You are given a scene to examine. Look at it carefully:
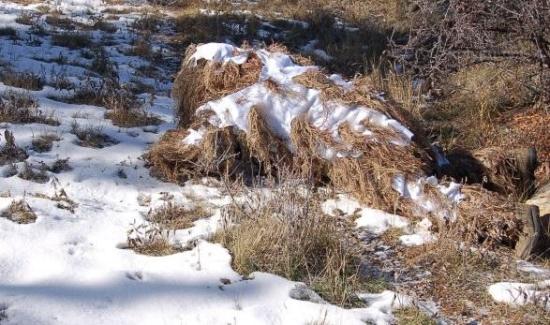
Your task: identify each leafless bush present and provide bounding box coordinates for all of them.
[393,0,550,100]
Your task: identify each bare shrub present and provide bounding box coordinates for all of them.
[393,0,550,101]
[214,175,364,306]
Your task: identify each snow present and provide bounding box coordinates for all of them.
[323,195,435,246]
[191,44,414,159]
[189,43,249,65]
[488,281,550,307]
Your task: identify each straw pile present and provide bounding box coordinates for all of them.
[147,44,524,244]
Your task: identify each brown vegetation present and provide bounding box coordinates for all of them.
[0,130,28,166]
[0,91,58,125]
[1,200,37,224]
[214,176,364,306]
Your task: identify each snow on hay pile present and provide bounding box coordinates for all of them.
[147,43,431,212]
[147,42,522,242]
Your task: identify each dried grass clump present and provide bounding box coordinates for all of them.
[1,199,37,224]
[146,201,210,230]
[146,124,245,183]
[31,133,60,153]
[214,178,364,306]
[0,91,57,125]
[18,162,49,184]
[288,116,427,212]
[152,48,430,212]
[0,130,28,166]
[0,70,44,90]
[126,222,181,256]
[51,32,92,49]
[172,45,261,127]
[70,122,118,148]
[103,90,161,128]
[451,185,523,247]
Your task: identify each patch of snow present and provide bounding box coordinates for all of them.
[488,280,550,307]
[182,128,206,146]
[355,208,409,235]
[189,43,249,65]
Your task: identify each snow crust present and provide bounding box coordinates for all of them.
[189,43,414,160]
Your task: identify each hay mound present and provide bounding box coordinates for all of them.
[172,44,262,128]
[147,43,524,243]
[148,43,432,214]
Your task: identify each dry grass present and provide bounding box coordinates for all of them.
[398,237,550,324]
[0,130,28,166]
[45,14,77,29]
[103,91,161,128]
[146,201,210,229]
[0,91,58,125]
[150,47,431,213]
[70,121,118,148]
[214,177,364,307]
[1,199,37,224]
[394,307,436,325]
[15,12,35,25]
[49,158,71,174]
[0,70,44,90]
[126,222,182,256]
[51,32,93,49]
[31,132,60,153]
[172,45,261,127]
[18,162,49,184]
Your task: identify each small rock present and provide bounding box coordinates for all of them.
[289,283,325,304]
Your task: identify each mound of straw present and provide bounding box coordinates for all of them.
[147,44,524,245]
[172,45,262,128]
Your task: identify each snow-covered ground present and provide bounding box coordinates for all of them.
[0,1,414,324]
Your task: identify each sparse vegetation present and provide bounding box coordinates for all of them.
[31,133,60,153]
[126,222,182,256]
[0,70,44,90]
[214,177,364,307]
[146,201,209,229]
[51,32,93,49]
[1,199,37,224]
[0,130,28,166]
[0,91,58,125]
[18,162,50,184]
[70,121,118,148]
